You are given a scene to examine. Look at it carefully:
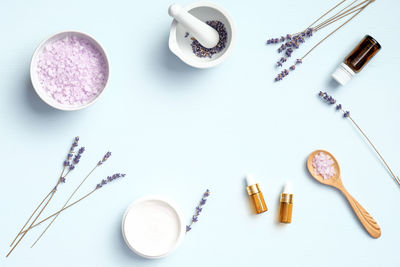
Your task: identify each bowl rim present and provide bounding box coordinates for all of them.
[168,1,237,69]
[121,195,186,259]
[30,30,110,111]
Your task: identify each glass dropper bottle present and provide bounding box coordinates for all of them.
[332,35,381,85]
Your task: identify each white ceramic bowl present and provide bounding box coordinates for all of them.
[30,31,109,111]
[121,195,186,259]
[169,2,236,69]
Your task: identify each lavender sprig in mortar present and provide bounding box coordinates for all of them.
[30,151,112,247]
[186,189,210,233]
[318,91,400,187]
[19,173,126,235]
[7,137,82,257]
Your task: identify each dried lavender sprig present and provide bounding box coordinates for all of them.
[68,147,85,171]
[31,151,113,247]
[98,151,112,166]
[20,173,126,235]
[96,173,126,189]
[318,91,400,187]
[186,189,210,233]
[9,136,79,249]
[64,136,79,167]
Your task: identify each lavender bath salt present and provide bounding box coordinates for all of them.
[36,35,108,107]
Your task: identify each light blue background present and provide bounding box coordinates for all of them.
[1,0,399,266]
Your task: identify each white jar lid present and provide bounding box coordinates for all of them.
[332,63,355,86]
[122,195,186,259]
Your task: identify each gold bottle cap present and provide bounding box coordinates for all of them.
[280,193,294,203]
[246,183,261,195]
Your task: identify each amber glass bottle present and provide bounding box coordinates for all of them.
[245,174,268,214]
[332,35,381,85]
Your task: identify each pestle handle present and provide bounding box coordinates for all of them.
[168,3,220,48]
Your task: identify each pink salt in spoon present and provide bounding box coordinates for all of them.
[306,149,381,238]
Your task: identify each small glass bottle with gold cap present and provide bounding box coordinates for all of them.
[279,182,294,223]
[245,174,268,214]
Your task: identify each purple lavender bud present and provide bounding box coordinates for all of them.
[69,164,75,170]
[336,104,342,110]
[289,65,296,71]
[186,225,191,232]
[204,189,210,197]
[63,160,69,166]
[200,198,207,205]
[286,34,292,40]
[296,59,302,64]
[266,39,271,44]
[277,61,282,67]
[280,36,285,42]
[78,147,85,154]
[319,91,324,97]
[184,32,189,38]
[60,177,66,183]
[344,111,350,118]
[192,216,198,222]
[95,173,125,189]
[98,151,112,166]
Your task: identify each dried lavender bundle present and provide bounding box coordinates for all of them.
[265,0,374,82]
[186,189,210,233]
[30,151,112,247]
[318,91,400,187]
[19,173,126,235]
[7,137,84,257]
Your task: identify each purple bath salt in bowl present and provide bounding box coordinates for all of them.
[30,31,109,111]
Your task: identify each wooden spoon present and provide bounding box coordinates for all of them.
[307,149,381,238]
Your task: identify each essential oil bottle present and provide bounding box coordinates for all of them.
[245,174,268,214]
[332,35,381,85]
[279,182,293,224]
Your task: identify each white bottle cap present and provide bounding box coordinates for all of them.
[283,182,293,194]
[332,63,355,86]
[245,174,256,186]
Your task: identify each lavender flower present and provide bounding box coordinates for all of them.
[69,147,85,171]
[266,34,293,45]
[319,91,337,105]
[95,173,125,189]
[275,69,289,81]
[63,136,79,167]
[98,151,112,166]
[296,58,302,65]
[277,44,286,53]
[184,32,189,38]
[289,65,296,71]
[285,48,293,57]
[186,189,210,233]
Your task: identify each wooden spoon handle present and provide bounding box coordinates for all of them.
[341,189,381,238]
